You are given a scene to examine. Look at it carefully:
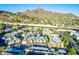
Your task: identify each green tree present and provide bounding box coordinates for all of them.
[0,46,6,52]
[64,39,69,47]
[65,31,70,36]
[37,28,43,33]
[68,47,77,55]
[60,36,64,41]
[0,23,6,26]
[0,30,4,34]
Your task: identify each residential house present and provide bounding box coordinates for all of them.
[48,34,64,48]
[70,31,79,40]
[42,28,51,35]
[2,47,25,55]
[58,48,67,55]
[26,35,48,46]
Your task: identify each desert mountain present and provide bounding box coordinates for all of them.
[0,8,79,26]
[21,8,79,20]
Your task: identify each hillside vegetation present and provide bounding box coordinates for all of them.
[0,8,79,27]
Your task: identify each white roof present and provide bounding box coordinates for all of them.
[58,49,66,53]
[50,34,62,43]
[27,36,48,41]
[50,48,55,51]
[31,46,48,51]
[52,37,61,43]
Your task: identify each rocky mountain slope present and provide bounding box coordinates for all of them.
[0,8,79,26]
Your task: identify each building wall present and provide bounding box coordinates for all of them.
[48,41,64,48]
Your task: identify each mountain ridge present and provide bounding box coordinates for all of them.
[0,8,79,26]
[21,8,79,20]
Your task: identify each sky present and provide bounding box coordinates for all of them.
[0,4,79,16]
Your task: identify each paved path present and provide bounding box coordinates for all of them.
[0,21,79,30]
